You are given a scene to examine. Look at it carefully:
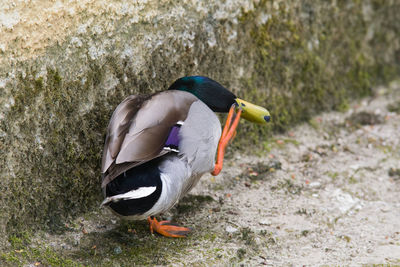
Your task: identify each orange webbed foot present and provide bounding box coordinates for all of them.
[212,105,242,176]
[147,217,191,238]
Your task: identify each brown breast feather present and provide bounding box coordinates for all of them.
[101,90,198,188]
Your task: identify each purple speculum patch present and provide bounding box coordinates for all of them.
[165,125,181,149]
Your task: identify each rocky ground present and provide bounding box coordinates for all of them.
[1,81,400,266]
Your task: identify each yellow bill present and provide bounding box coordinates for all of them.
[235,98,271,124]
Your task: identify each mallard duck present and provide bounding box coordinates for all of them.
[101,76,270,237]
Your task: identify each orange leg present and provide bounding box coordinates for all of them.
[211,105,242,176]
[147,216,191,238]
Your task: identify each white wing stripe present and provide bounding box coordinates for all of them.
[101,186,157,206]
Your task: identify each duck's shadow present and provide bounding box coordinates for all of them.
[68,194,216,265]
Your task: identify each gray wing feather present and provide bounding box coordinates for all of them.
[102,95,150,173]
[115,91,197,164]
[101,90,197,188]
[179,100,221,176]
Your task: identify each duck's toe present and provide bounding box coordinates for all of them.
[148,217,191,238]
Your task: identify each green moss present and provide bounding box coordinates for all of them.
[2,65,116,237]
[327,171,339,182]
[1,232,82,267]
[239,227,256,246]
[347,111,384,126]
[236,248,246,260]
[387,101,400,113]
[239,161,281,182]
[176,194,214,214]
[1,247,83,267]
[301,230,310,237]
[1,204,228,266]
[271,179,303,195]
[232,0,400,151]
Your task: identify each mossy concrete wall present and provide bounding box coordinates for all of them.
[1,0,399,247]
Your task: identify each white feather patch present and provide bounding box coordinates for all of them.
[101,186,157,206]
[163,147,179,153]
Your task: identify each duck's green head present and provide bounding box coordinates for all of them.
[168,76,271,124]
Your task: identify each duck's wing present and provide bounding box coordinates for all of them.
[101,94,150,174]
[101,90,198,188]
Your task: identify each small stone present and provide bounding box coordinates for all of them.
[225,225,238,233]
[73,236,80,246]
[259,219,271,226]
[350,164,359,170]
[381,206,391,212]
[114,246,122,254]
[61,243,72,250]
[309,182,321,188]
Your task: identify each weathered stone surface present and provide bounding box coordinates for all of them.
[0,0,399,248]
